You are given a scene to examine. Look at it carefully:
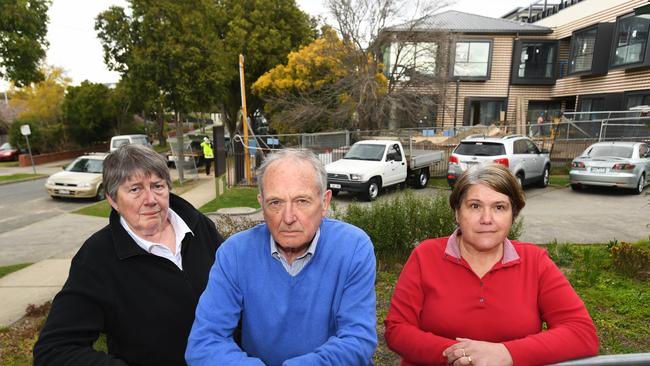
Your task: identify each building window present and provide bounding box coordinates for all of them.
[611,13,650,67]
[569,27,597,73]
[453,41,492,79]
[625,91,650,109]
[384,42,437,79]
[464,98,506,126]
[517,42,557,79]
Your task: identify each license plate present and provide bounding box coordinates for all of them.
[591,167,606,174]
[329,183,341,189]
[57,189,70,195]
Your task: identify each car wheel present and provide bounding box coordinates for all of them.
[363,178,381,201]
[537,166,550,188]
[570,183,581,191]
[330,189,339,197]
[634,174,645,195]
[96,185,106,201]
[516,173,524,188]
[415,169,429,189]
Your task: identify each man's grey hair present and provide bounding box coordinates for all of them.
[103,144,172,201]
[256,148,327,198]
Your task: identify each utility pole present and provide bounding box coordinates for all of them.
[239,54,252,183]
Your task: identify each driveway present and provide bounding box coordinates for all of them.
[519,185,650,244]
[330,185,650,245]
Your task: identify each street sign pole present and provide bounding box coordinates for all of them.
[20,124,36,174]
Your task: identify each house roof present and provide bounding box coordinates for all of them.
[386,10,552,35]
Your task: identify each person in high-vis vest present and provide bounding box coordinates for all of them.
[201,137,214,176]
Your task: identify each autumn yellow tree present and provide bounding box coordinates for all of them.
[253,27,387,133]
[8,66,71,151]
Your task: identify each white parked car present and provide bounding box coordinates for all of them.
[110,134,150,152]
[447,135,551,188]
[569,141,650,194]
[44,153,107,200]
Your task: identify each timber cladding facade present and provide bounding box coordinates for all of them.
[384,0,650,129]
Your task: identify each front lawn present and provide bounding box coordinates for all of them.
[199,187,260,213]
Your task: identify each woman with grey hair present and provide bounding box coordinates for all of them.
[385,163,598,366]
[34,144,224,366]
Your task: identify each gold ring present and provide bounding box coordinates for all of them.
[462,349,466,357]
[467,355,473,365]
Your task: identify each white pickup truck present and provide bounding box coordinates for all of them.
[325,140,444,201]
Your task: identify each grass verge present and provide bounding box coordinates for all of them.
[0,162,19,168]
[0,174,46,184]
[0,263,32,279]
[428,177,450,189]
[549,174,569,187]
[199,187,260,213]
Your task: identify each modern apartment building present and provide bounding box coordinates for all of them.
[382,0,650,131]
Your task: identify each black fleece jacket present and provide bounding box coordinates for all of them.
[33,194,224,366]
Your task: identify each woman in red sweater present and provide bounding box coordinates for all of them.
[384,163,598,366]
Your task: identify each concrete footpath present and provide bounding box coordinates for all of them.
[0,169,220,327]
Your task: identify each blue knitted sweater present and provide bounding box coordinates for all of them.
[186,218,377,366]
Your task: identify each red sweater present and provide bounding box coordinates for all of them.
[384,235,598,366]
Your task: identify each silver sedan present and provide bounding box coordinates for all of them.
[569,141,650,194]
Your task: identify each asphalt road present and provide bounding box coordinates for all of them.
[331,184,650,244]
[0,178,98,235]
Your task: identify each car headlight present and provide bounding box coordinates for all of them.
[78,182,91,188]
[46,179,54,185]
[350,174,362,181]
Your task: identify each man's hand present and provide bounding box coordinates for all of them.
[442,338,513,366]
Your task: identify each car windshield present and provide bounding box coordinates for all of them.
[132,136,149,145]
[586,145,633,158]
[455,142,506,156]
[344,144,385,161]
[66,158,103,173]
[0,142,11,150]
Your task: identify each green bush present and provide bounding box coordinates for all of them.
[334,191,524,262]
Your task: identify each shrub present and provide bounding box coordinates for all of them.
[545,240,575,267]
[609,241,650,280]
[334,191,524,263]
[213,214,261,239]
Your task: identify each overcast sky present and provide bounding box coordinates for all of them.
[1,0,527,91]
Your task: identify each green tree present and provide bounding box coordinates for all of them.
[61,81,114,146]
[9,66,70,151]
[215,0,317,135]
[96,0,227,179]
[0,0,50,86]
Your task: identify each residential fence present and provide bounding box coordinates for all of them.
[221,109,650,185]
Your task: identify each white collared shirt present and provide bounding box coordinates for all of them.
[270,229,320,276]
[120,208,194,270]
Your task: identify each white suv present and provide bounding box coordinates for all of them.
[447,135,551,188]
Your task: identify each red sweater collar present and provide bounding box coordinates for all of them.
[444,228,520,264]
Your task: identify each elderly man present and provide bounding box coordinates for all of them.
[186,149,377,365]
[34,144,224,365]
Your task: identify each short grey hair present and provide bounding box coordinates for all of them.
[256,149,327,198]
[103,144,172,201]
